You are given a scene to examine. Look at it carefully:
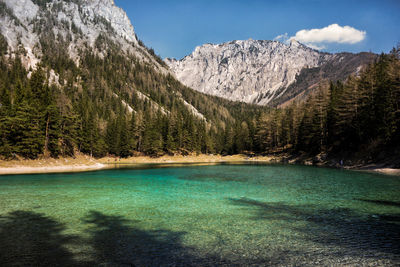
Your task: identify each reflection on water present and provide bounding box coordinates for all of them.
[0,164,399,266]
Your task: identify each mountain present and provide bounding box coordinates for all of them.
[0,0,166,70]
[165,39,376,106]
[0,0,264,158]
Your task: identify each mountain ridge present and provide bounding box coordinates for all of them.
[166,39,376,106]
[0,0,170,71]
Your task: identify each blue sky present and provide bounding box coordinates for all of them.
[115,0,400,59]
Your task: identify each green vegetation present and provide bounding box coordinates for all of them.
[31,0,52,8]
[0,33,7,56]
[31,0,78,9]
[270,52,377,107]
[0,22,398,162]
[0,33,261,159]
[255,48,400,162]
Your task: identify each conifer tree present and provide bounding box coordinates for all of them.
[14,102,44,158]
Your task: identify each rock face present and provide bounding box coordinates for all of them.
[1,0,137,43]
[0,0,163,69]
[81,0,138,45]
[166,39,374,105]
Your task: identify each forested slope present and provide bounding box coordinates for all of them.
[253,48,400,165]
[0,30,269,158]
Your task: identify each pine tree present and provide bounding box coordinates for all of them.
[14,102,44,158]
[128,113,138,153]
[59,112,79,157]
[119,117,132,157]
[313,84,330,153]
[165,114,177,154]
[105,119,118,155]
[0,109,13,158]
[43,104,61,157]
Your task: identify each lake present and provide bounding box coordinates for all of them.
[0,163,399,266]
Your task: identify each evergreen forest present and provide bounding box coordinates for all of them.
[0,30,399,163]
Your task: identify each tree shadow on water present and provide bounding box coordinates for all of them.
[1,209,276,266]
[229,197,400,262]
[83,211,233,267]
[0,209,235,266]
[355,198,400,208]
[0,211,86,266]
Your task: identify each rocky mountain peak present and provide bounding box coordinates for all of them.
[2,0,39,21]
[166,39,375,106]
[166,39,332,105]
[0,0,147,69]
[80,0,138,45]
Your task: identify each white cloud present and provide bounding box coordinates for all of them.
[290,24,366,45]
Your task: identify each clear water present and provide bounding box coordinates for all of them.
[0,163,399,266]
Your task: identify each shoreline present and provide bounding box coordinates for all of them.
[0,163,106,175]
[98,154,275,165]
[0,154,399,176]
[0,155,107,175]
[0,154,275,175]
[359,167,400,176]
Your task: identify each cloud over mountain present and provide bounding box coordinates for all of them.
[291,24,366,45]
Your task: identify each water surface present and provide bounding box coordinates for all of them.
[0,164,399,266]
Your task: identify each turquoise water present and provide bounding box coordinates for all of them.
[0,163,399,266]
